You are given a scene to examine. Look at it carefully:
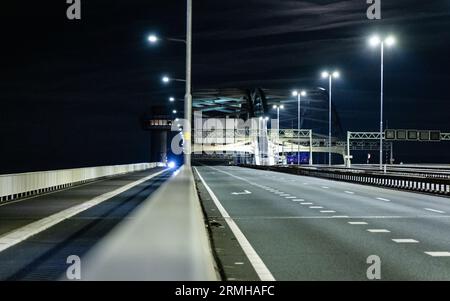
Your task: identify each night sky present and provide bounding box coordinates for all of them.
[1,1,450,173]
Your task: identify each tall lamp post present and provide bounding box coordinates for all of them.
[147,0,193,168]
[321,71,340,166]
[369,34,396,170]
[184,0,193,168]
[292,90,306,165]
[272,104,284,165]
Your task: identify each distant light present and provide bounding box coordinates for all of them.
[175,118,179,121]
[168,161,176,169]
[280,105,284,109]
[272,105,277,109]
[385,36,396,47]
[162,76,170,83]
[300,90,307,97]
[292,90,298,97]
[169,97,175,102]
[259,117,263,120]
[321,71,329,78]
[369,35,381,47]
[172,110,177,114]
[332,71,340,78]
[148,35,158,43]
[265,117,270,121]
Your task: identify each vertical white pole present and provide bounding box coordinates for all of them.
[184,0,193,168]
[379,42,384,170]
[297,94,300,166]
[329,76,332,166]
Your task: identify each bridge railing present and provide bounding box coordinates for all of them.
[0,162,164,203]
[241,164,450,196]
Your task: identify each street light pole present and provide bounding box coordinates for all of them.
[379,41,384,170]
[293,90,306,166]
[184,0,193,168]
[322,71,339,166]
[298,93,300,166]
[369,34,395,170]
[328,75,332,167]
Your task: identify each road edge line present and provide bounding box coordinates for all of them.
[0,168,168,253]
[193,167,275,281]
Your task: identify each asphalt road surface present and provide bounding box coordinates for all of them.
[194,165,450,281]
[0,168,171,280]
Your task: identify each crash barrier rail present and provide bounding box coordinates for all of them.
[241,164,450,196]
[309,165,450,180]
[82,165,219,281]
[0,162,165,203]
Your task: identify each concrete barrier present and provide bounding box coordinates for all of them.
[81,165,219,281]
[0,163,164,203]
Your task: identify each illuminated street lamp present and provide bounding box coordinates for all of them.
[292,90,307,165]
[321,70,340,166]
[369,34,396,170]
[148,35,159,43]
[272,104,284,132]
[161,76,186,84]
[148,1,192,167]
[147,34,186,45]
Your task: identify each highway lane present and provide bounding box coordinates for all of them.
[0,168,165,236]
[195,165,450,280]
[0,168,171,280]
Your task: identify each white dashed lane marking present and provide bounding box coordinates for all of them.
[301,203,313,205]
[424,208,446,214]
[292,199,304,202]
[348,222,368,225]
[344,191,355,194]
[321,186,329,189]
[425,252,450,257]
[376,197,391,202]
[392,239,419,243]
[367,229,391,233]
[320,210,336,213]
[310,206,324,209]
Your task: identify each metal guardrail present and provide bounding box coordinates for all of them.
[0,163,164,203]
[241,165,450,196]
[81,166,218,281]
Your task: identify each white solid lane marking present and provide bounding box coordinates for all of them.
[320,210,336,213]
[376,197,391,202]
[344,191,355,194]
[194,167,275,281]
[392,239,419,243]
[425,252,450,257]
[367,229,391,233]
[309,206,324,209]
[348,222,368,225]
[0,169,168,253]
[424,208,446,214]
[332,216,349,218]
